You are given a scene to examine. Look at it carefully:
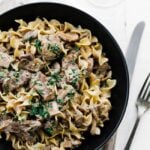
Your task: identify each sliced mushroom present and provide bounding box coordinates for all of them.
[48,34,61,45]
[19,55,44,72]
[94,62,110,78]
[57,31,79,42]
[2,77,18,92]
[0,52,14,68]
[23,30,38,41]
[51,62,60,74]
[87,58,94,73]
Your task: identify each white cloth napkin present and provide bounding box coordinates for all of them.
[0,0,149,150]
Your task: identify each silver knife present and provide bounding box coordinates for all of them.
[103,21,145,150]
[126,21,145,81]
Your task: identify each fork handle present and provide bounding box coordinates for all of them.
[124,117,140,150]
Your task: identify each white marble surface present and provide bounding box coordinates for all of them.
[0,0,150,150]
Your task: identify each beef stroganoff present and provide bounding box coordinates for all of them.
[0,18,116,150]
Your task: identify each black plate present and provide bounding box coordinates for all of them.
[0,3,129,150]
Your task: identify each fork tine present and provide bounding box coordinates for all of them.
[145,91,150,102]
[143,82,150,100]
[138,73,150,99]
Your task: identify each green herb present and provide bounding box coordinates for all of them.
[0,72,4,78]
[71,78,78,87]
[72,69,76,74]
[34,81,42,86]
[37,89,43,95]
[70,69,79,87]
[45,122,57,135]
[48,43,51,50]
[34,39,42,53]
[25,36,33,43]
[73,45,79,51]
[0,55,5,60]
[45,127,53,135]
[48,43,61,55]
[31,103,49,119]
[72,59,76,64]
[13,72,20,78]
[37,82,42,86]
[67,90,75,99]
[48,102,52,108]
[56,98,64,104]
[64,86,67,90]
[47,73,61,86]
[101,80,107,87]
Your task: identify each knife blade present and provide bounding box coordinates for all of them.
[126,21,145,81]
[103,21,145,150]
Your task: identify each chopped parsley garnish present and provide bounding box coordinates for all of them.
[33,81,42,86]
[71,45,79,52]
[34,39,42,53]
[25,36,33,43]
[64,85,67,90]
[48,43,61,55]
[45,127,53,135]
[56,98,64,104]
[31,103,49,119]
[101,80,107,87]
[37,89,43,95]
[71,78,78,87]
[67,90,75,99]
[37,82,42,86]
[0,72,4,78]
[13,72,20,78]
[70,69,79,87]
[45,121,57,135]
[74,45,79,51]
[47,73,61,86]
[72,69,76,74]
[47,102,52,108]
[72,59,76,64]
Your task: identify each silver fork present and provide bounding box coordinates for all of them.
[125,73,150,150]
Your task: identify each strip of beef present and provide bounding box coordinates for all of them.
[62,51,79,70]
[57,84,75,102]
[41,34,63,61]
[30,72,55,101]
[18,54,44,72]
[0,120,41,143]
[0,52,14,68]
[2,70,31,92]
[18,70,31,85]
[48,34,61,45]
[62,52,80,88]
[57,31,79,42]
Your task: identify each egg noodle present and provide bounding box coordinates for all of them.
[0,18,116,150]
